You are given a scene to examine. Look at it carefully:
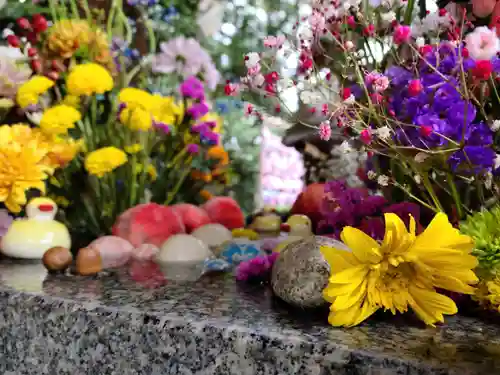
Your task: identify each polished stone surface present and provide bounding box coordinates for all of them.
[0,258,499,374]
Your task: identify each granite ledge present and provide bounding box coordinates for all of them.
[0,260,499,374]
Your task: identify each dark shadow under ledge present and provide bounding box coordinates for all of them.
[0,258,499,375]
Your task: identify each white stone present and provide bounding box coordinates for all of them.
[157,234,212,263]
[191,223,233,248]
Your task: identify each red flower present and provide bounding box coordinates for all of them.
[341,87,351,100]
[16,18,31,30]
[6,35,20,48]
[472,60,493,81]
[31,14,48,33]
[360,129,372,145]
[408,79,423,96]
[265,71,279,83]
[419,125,433,137]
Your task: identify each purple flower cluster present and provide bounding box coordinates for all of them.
[235,253,279,282]
[180,77,220,146]
[317,180,420,240]
[383,42,496,174]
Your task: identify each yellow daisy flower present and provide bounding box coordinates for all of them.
[321,213,478,327]
[40,105,82,135]
[16,76,54,109]
[84,146,127,177]
[66,63,114,96]
[0,145,53,213]
[124,144,143,154]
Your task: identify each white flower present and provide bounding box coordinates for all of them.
[300,90,324,105]
[377,175,390,186]
[415,37,425,47]
[494,154,500,169]
[264,115,292,130]
[491,120,500,132]
[464,26,499,61]
[380,11,396,26]
[245,52,260,68]
[376,126,392,141]
[414,152,429,163]
[344,94,356,105]
[0,46,23,60]
[338,140,352,154]
[367,170,377,180]
[414,174,422,184]
[252,74,265,87]
[344,41,355,50]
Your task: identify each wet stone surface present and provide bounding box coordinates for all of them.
[0,258,499,374]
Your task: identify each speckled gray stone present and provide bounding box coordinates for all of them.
[0,258,499,375]
[271,236,348,308]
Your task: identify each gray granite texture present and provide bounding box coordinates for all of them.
[0,259,499,375]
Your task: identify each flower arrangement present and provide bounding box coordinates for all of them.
[0,0,229,239]
[222,0,500,326]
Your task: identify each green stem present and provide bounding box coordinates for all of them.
[447,172,464,219]
[164,157,193,205]
[48,0,58,21]
[421,173,444,212]
[403,0,416,25]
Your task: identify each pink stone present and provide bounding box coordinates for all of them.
[132,243,159,261]
[113,203,185,247]
[88,235,134,269]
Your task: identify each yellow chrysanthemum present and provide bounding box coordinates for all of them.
[84,146,127,177]
[320,213,478,327]
[119,107,152,131]
[39,105,82,135]
[151,95,183,126]
[66,63,114,96]
[117,89,183,131]
[16,76,54,109]
[45,19,113,69]
[44,137,83,168]
[0,143,53,213]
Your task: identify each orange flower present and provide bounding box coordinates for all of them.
[191,170,212,182]
[199,189,213,200]
[207,145,229,166]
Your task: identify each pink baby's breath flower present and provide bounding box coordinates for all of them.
[372,75,389,92]
[408,79,423,96]
[393,25,412,45]
[309,11,326,32]
[465,26,499,60]
[263,35,285,49]
[247,64,261,76]
[319,121,332,141]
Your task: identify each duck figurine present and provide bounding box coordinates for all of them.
[273,215,313,253]
[1,197,71,259]
[249,207,282,237]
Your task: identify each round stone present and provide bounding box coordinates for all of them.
[157,234,213,263]
[271,236,349,308]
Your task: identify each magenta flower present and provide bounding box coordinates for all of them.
[180,76,205,100]
[235,252,279,282]
[393,25,411,45]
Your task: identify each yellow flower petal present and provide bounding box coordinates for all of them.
[409,286,457,326]
[331,280,367,311]
[329,264,369,284]
[340,227,382,264]
[320,246,360,273]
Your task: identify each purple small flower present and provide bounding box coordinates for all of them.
[235,253,279,282]
[186,143,199,154]
[187,102,210,119]
[154,121,171,134]
[180,76,205,100]
[449,146,495,173]
[191,123,210,134]
[200,130,220,145]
